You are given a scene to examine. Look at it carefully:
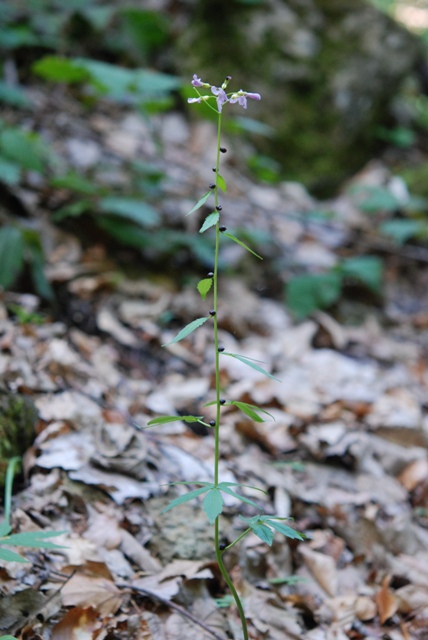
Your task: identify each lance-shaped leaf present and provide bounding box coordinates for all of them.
[0,547,29,563]
[203,488,224,523]
[161,485,213,514]
[251,522,274,545]
[218,481,267,495]
[199,211,219,233]
[186,191,211,216]
[1,530,66,549]
[223,352,281,382]
[216,173,227,192]
[197,277,213,300]
[266,517,306,541]
[218,484,262,510]
[229,401,275,423]
[223,232,262,259]
[0,522,11,538]
[162,316,209,346]
[147,415,205,427]
[240,514,305,546]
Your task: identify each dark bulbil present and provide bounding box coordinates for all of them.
[216,205,222,211]
[219,225,227,232]
[209,309,216,316]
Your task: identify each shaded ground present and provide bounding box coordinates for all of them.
[1,91,428,640]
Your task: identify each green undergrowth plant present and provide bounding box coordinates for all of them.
[146,74,305,640]
[0,457,65,564]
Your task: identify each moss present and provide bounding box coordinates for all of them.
[0,393,37,490]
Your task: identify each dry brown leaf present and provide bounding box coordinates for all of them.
[51,606,100,640]
[300,546,338,596]
[398,458,428,492]
[355,595,377,621]
[375,575,398,624]
[61,562,123,616]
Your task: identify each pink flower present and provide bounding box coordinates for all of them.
[192,74,209,88]
[229,90,261,109]
[211,86,229,112]
[188,97,202,104]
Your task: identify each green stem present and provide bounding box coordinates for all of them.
[4,456,20,526]
[212,111,249,640]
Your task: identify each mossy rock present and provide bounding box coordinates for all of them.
[0,392,37,490]
[175,0,423,194]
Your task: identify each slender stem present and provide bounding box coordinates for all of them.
[223,528,252,552]
[212,111,249,640]
[4,456,20,526]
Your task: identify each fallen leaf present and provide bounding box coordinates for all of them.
[375,575,398,624]
[51,607,100,640]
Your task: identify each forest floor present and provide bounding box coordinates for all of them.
[1,87,428,640]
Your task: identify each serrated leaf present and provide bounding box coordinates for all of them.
[186,191,211,216]
[223,352,281,382]
[2,530,66,549]
[217,173,227,192]
[0,547,27,563]
[220,487,262,510]
[197,278,213,300]
[147,415,204,427]
[266,519,305,541]
[230,401,274,423]
[251,522,274,546]
[223,232,262,259]
[161,486,211,514]
[162,316,209,346]
[203,488,224,523]
[199,211,219,233]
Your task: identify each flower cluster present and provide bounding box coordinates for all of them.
[188,74,261,113]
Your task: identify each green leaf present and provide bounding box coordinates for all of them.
[223,352,281,382]
[3,530,66,549]
[0,547,27,563]
[0,156,20,185]
[52,200,92,222]
[0,635,19,640]
[339,256,383,293]
[147,415,205,426]
[162,316,209,346]
[197,278,213,300]
[161,486,212,514]
[186,191,211,216]
[0,81,31,108]
[380,219,427,244]
[199,212,219,233]
[266,518,305,541]
[218,482,267,495]
[203,488,224,523]
[251,522,274,546]
[286,271,342,319]
[355,185,399,213]
[0,522,11,537]
[0,129,46,172]
[229,401,275,423]
[33,56,90,83]
[216,173,227,192]
[50,172,101,195]
[219,487,262,510]
[222,232,262,259]
[0,227,24,289]
[99,197,159,228]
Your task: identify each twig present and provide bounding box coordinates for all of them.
[118,583,227,640]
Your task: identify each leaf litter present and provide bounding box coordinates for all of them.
[1,91,428,640]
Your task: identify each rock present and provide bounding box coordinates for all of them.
[176,0,422,193]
